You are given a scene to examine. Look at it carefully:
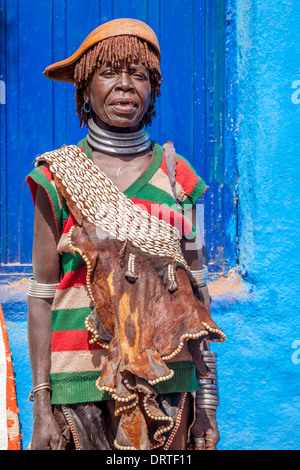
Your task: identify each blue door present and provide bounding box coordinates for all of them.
[0,0,234,276]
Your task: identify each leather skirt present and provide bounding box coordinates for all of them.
[53,392,194,450]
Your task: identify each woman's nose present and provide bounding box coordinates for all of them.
[115,72,134,91]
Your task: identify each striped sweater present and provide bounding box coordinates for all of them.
[26,138,208,405]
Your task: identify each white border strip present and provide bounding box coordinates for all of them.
[0,320,8,450]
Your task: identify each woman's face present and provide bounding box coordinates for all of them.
[85,60,152,131]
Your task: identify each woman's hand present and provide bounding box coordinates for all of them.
[30,391,62,450]
[190,408,220,450]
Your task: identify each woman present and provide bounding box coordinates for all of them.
[26,18,225,451]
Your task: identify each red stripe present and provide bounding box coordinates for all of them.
[51,330,103,352]
[130,198,192,236]
[58,265,87,290]
[26,176,37,207]
[160,155,199,196]
[62,213,78,233]
[41,164,55,182]
[175,158,199,195]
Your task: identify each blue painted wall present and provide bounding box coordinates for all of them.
[214,0,300,449]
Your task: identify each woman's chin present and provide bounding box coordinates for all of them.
[97,115,144,132]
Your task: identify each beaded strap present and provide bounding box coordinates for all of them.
[163,392,188,450]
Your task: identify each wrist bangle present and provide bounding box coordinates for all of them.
[27,277,59,298]
[190,266,208,287]
[28,383,52,401]
[196,350,219,410]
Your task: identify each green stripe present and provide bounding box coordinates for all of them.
[62,198,71,222]
[181,178,209,209]
[51,307,93,332]
[50,371,111,404]
[50,361,200,405]
[62,251,85,273]
[77,136,93,160]
[134,183,178,208]
[153,361,200,395]
[28,165,63,233]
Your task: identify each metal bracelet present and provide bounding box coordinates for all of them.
[202,350,217,357]
[198,384,218,391]
[198,378,218,384]
[196,404,219,411]
[203,367,217,375]
[28,382,52,401]
[202,357,216,363]
[196,399,219,406]
[196,398,219,405]
[27,277,59,298]
[190,265,208,287]
[196,391,219,400]
[197,390,219,397]
[196,350,220,409]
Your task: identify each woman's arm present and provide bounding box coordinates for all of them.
[181,206,220,450]
[27,185,62,450]
[181,205,211,314]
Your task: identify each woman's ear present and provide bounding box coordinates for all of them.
[83,83,90,103]
[149,90,155,107]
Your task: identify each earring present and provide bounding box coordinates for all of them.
[146,104,155,117]
[83,100,92,113]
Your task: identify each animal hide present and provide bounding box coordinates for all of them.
[68,221,225,450]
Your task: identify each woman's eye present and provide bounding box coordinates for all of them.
[101,70,116,77]
[132,72,147,80]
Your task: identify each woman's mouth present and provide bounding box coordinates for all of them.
[110,101,137,113]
